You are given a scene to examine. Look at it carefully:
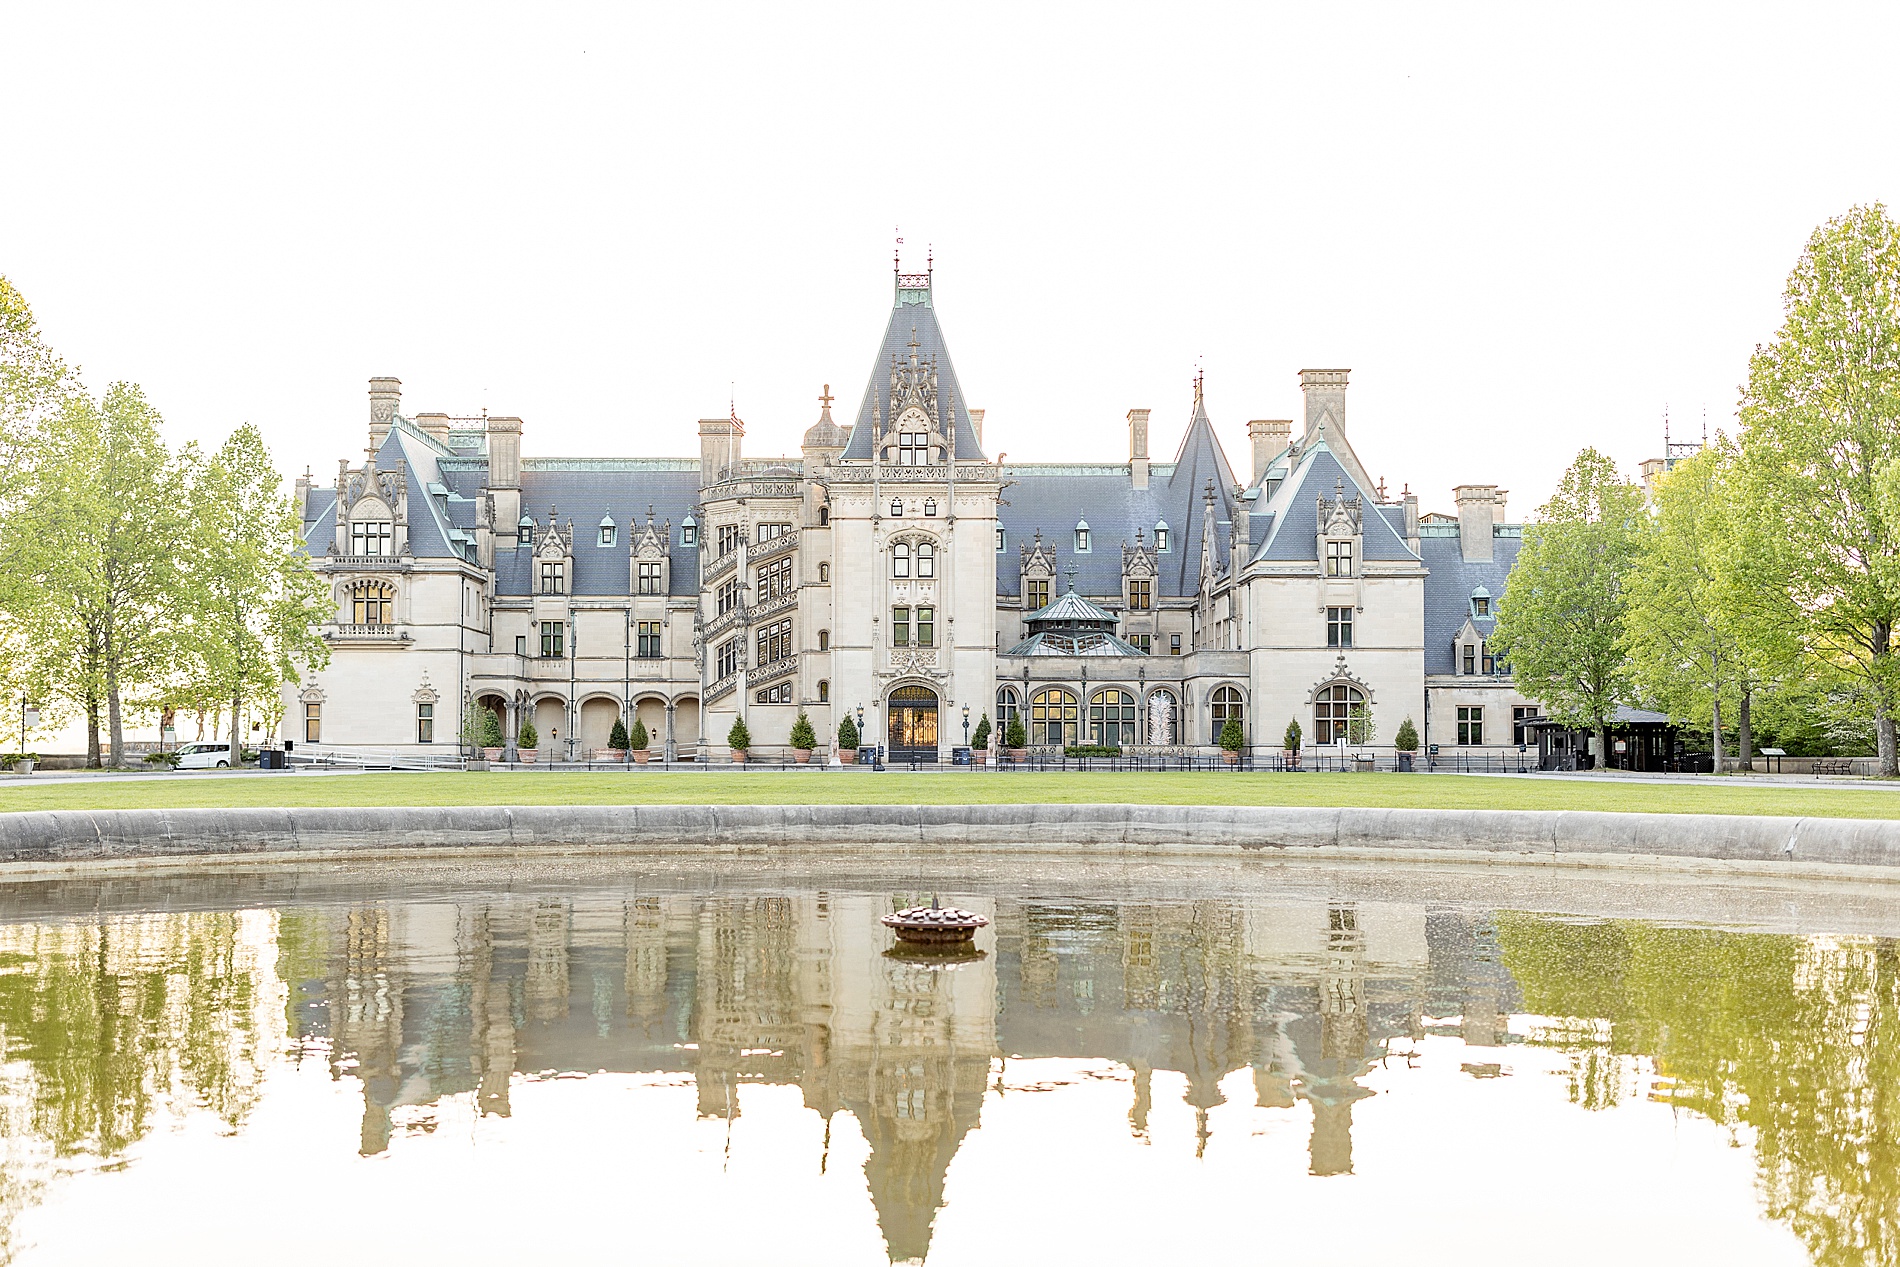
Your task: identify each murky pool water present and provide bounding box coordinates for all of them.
[1,856,1894,1266]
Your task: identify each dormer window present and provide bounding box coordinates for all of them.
[1326,539,1353,577]
[1075,518,1091,552]
[351,519,393,556]
[541,561,565,594]
[898,432,927,466]
[923,498,938,517]
[681,515,698,547]
[1154,520,1169,552]
[890,498,904,517]
[1471,587,1492,617]
[996,527,1007,552]
[518,516,534,546]
[599,517,616,547]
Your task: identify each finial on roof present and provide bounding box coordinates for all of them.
[1064,562,1080,590]
[909,326,921,351]
[819,383,834,412]
[1377,476,1387,500]
[646,503,655,525]
[1335,477,1345,498]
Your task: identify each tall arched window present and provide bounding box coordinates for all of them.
[892,542,911,577]
[917,542,935,578]
[353,582,395,626]
[1313,683,1364,744]
[818,505,830,526]
[1030,688,1079,747]
[818,562,830,582]
[1089,688,1137,748]
[1210,685,1244,740]
[818,679,830,702]
[996,686,1020,732]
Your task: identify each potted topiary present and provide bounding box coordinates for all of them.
[971,713,991,765]
[1004,715,1027,762]
[837,714,860,764]
[1283,717,1302,769]
[727,716,751,763]
[608,717,630,763]
[517,719,539,764]
[789,711,817,763]
[629,717,651,764]
[479,709,505,762]
[1219,715,1245,764]
[1394,716,1419,772]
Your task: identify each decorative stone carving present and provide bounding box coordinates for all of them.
[1147,690,1175,746]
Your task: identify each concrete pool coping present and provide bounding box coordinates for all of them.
[4,802,1900,883]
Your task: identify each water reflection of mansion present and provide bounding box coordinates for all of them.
[288,890,1520,1261]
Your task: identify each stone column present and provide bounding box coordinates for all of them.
[664,700,676,762]
[503,697,519,762]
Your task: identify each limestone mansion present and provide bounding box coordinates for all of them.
[286,265,1535,761]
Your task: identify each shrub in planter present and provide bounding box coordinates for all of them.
[837,715,860,763]
[517,720,539,762]
[789,712,817,761]
[1283,717,1301,751]
[1220,716,1245,762]
[727,716,752,761]
[610,718,630,751]
[143,750,182,769]
[1004,716,1027,754]
[628,718,650,761]
[1394,717,1419,752]
[971,714,991,763]
[479,709,505,755]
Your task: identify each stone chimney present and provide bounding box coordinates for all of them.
[1248,419,1292,484]
[415,411,452,445]
[1455,484,1499,562]
[969,408,985,448]
[368,377,401,449]
[1403,488,1420,552]
[487,416,522,542]
[699,417,743,487]
[1298,369,1349,442]
[1128,408,1151,490]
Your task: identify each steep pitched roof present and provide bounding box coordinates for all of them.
[1250,440,1418,566]
[1419,531,1522,673]
[841,273,986,461]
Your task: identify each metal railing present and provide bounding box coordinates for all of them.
[290,745,468,771]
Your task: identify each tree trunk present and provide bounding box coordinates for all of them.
[1596,722,1610,771]
[85,695,101,769]
[228,690,243,767]
[106,667,124,769]
[1711,694,1724,775]
[1877,620,1898,777]
[1737,688,1753,774]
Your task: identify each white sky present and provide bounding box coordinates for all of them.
[3,3,1897,518]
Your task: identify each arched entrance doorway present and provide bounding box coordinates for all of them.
[887,685,940,762]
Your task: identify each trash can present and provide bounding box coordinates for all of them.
[257,749,285,771]
[951,746,972,766]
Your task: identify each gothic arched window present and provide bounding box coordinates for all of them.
[1030,688,1079,747]
[996,686,1020,731]
[818,679,830,702]
[890,498,904,517]
[1313,683,1363,745]
[917,542,935,578]
[1211,685,1245,740]
[352,582,395,626]
[892,542,911,577]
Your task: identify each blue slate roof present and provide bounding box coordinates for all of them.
[1418,531,1522,673]
[842,277,986,461]
[1251,441,1418,565]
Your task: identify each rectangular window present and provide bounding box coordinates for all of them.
[599,524,615,547]
[1513,705,1541,745]
[916,606,935,647]
[892,606,909,647]
[1132,633,1152,654]
[1025,578,1049,609]
[540,561,565,594]
[756,618,791,665]
[515,635,527,656]
[1462,643,1476,675]
[757,523,790,542]
[996,528,1006,552]
[1325,539,1353,577]
[916,543,935,578]
[1327,606,1353,649]
[540,621,565,658]
[303,702,321,743]
[1129,579,1152,611]
[1457,706,1484,746]
[716,638,740,679]
[717,578,740,616]
[637,621,662,658]
[1482,642,1497,674]
[350,520,392,556]
[1170,633,1182,656]
[756,557,793,602]
[416,703,434,744]
[755,682,792,704]
[716,524,743,556]
[637,562,663,595]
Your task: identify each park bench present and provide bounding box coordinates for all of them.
[1814,758,1857,778]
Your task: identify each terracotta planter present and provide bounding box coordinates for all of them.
[1007,748,1027,762]
[518,748,539,764]
[602,748,626,762]
[1222,749,1240,765]
[794,748,813,764]
[730,749,748,764]
[840,748,857,765]
[632,749,651,765]
[483,747,503,763]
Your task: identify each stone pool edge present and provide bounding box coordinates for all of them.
[1,803,1896,879]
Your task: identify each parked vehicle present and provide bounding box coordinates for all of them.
[173,742,239,770]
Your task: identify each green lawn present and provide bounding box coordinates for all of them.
[0,770,1896,820]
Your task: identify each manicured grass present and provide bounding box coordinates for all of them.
[0,770,1897,820]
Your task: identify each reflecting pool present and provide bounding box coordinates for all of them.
[1,858,1896,1265]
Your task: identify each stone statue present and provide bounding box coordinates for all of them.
[1148,691,1174,746]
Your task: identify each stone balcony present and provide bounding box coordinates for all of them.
[324,623,411,645]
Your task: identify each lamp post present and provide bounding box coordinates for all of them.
[961,702,970,745]
[20,696,38,754]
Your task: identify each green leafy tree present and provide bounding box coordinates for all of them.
[1346,702,1375,745]
[1004,715,1026,749]
[727,715,751,751]
[1283,717,1302,750]
[609,717,630,750]
[1219,715,1244,752]
[517,718,538,750]
[789,711,816,749]
[1394,717,1419,751]
[971,713,991,749]
[478,708,504,749]
[1491,447,1646,766]
[182,424,332,766]
[838,714,859,749]
[629,717,649,750]
[1739,204,1900,774]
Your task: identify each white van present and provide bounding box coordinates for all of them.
[173,742,237,770]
